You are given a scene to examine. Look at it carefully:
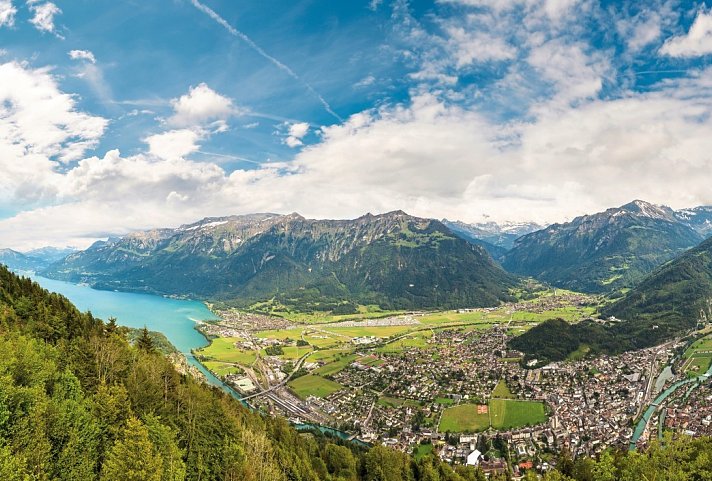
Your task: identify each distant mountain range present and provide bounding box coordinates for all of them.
[0,247,76,272]
[501,200,704,293]
[43,211,517,312]
[441,220,542,259]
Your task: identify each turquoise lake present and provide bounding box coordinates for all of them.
[25,274,239,393]
[30,275,219,354]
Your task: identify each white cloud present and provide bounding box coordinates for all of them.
[68,49,96,64]
[285,122,309,148]
[0,0,17,27]
[145,129,202,160]
[446,27,517,66]
[168,82,236,128]
[27,1,61,35]
[527,39,609,105]
[660,9,712,57]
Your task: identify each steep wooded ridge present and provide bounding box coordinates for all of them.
[43,211,517,311]
[502,200,703,293]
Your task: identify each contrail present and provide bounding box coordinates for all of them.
[190,0,343,122]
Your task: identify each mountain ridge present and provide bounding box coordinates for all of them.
[501,200,703,293]
[44,210,517,312]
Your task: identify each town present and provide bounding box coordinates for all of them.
[192,292,712,474]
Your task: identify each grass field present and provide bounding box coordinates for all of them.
[439,404,491,433]
[683,335,712,376]
[196,337,257,365]
[489,399,547,430]
[322,325,415,338]
[378,333,432,352]
[414,443,434,460]
[288,374,343,399]
[202,361,243,377]
[491,380,515,399]
[309,349,354,362]
[314,354,357,376]
[377,396,421,408]
[684,354,712,376]
[439,399,547,433]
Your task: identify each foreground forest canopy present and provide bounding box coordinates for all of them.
[1,263,711,481]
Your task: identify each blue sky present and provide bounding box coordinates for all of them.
[2,0,712,247]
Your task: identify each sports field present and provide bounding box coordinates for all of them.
[288,374,343,399]
[439,404,490,433]
[439,399,547,433]
[489,399,547,430]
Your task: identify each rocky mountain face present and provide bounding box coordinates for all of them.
[43,211,517,311]
[501,200,703,293]
[675,206,712,238]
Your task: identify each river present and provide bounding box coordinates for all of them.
[629,363,712,450]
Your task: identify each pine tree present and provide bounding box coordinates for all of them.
[136,326,155,353]
[101,417,163,481]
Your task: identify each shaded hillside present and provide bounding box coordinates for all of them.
[502,200,702,293]
[44,211,517,311]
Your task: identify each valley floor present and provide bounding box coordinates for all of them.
[191,292,712,471]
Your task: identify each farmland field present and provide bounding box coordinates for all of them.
[195,337,257,365]
[288,374,343,399]
[314,354,358,376]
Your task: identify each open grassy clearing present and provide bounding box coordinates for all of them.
[288,374,343,399]
[309,349,354,362]
[264,346,312,360]
[249,301,405,324]
[684,354,712,376]
[439,404,491,433]
[489,399,547,430]
[377,333,432,352]
[439,399,547,433]
[413,443,434,460]
[377,396,422,408]
[684,336,712,358]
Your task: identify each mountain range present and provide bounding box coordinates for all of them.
[501,200,705,293]
[0,247,76,272]
[43,211,517,312]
